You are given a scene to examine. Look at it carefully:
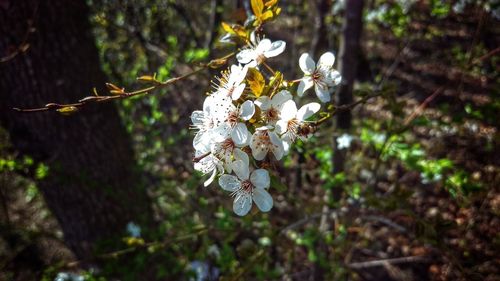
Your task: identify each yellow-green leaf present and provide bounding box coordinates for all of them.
[247,68,265,98]
[57,106,78,115]
[221,22,235,34]
[265,0,278,7]
[137,75,155,82]
[251,0,264,17]
[261,10,274,21]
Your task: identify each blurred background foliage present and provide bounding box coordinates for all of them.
[1,0,499,280]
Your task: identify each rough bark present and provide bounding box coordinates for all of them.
[333,0,365,179]
[0,0,153,260]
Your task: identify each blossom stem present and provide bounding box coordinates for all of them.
[192,151,211,163]
[262,61,276,75]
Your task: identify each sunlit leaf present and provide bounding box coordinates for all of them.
[57,106,78,115]
[247,68,265,97]
[261,10,274,21]
[265,0,278,7]
[221,22,235,34]
[251,0,264,18]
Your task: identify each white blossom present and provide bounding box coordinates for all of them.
[237,32,286,67]
[254,90,292,124]
[213,64,248,101]
[336,133,353,149]
[297,52,341,103]
[250,126,284,161]
[219,165,273,216]
[194,147,224,187]
[276,100,320,152]
[191,95,228,151]
[212,100,255,146]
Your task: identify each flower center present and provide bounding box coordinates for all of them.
[312,70,323,82]
[226,110,239,127]
[265,107,279,123]
[221,138,235,152]
[241,180,254,193]
[312,69,328,88]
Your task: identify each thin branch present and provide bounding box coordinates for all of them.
[62,227,208,269]
[403,86,443,126]
[0,1,39,63]
[347,255,430,269]
[13,52,235,113]
[360,215,407,234]
[280,210,338,235]
[313,92,381,126]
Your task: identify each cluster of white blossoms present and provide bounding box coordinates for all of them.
[191,33,341,216]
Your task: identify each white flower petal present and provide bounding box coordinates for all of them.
[329,70,342,85]
[252,188,273,212]
[191,110,204,125]
[264,40,286,58]
[275,120,288,135]
[299,53,316,74]
[314,84,331,103]
[231,159,249,180]
[280,100,298,121]
[212,123,231,142]
[271,90,292,108]
[247,60,258,68]
[297,102,321,121]
[250,169,270,189]
[219,174,241,192]
[239,100,255,120]
[250,132,268,161]
[255,96,271,110]
[256,125,273,131]
[233,193,252,216]
[204,168,218,187]
[256,39,272,54]
[193,132,211,151]
[237,49,255,64]
[233,148,249,166]
[231,123,250,146]
[282,136,292,154]
[269,131,284,160]
[318,52,335,68]
[231,83,246,100]
[250,31,258,45]
[297,78,314,97]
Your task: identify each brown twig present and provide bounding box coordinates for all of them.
[347,255,430,269]
[13,53,235,113]
[403,87,443,126]
[63,226,208,269]
[0,2,39,63]
[313,92,381,126]
[192,151,211,163]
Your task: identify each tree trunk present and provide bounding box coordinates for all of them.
[332,0,364,182]
[0,0,153,260]
[309,0,330,57]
